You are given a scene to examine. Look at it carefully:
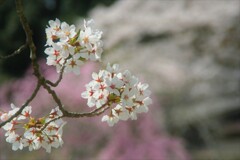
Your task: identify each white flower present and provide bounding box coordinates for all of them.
[121,87,135,107]
[8,103,19,116]
[42,120,66,153]
[122,70,138,87]
[3,118,19,137]
[59,22,76,41]
[136,82,151,100]
[24,128,37,139]
[92,70,107,83]
[65,54,83,75]
[78,19,103,61]
[46,18,61,46]
[22,136,37,151]
[125,106,138,120]
[48,106,63,120]
[45,18,104,75]
[82,63,152,126]
[45,45,64,69]
[2,103,66,153]
[48,18,61,31]
[136,97,152,113]
[105,76,123,96]
[81,85,97,107]
[59,42,75,58]
[93,89,109,108]
[112,105,129,121]
[1,113,9,121]
[18,106,32,120]
[80,41,103,61]
[106,63,120,74]
[101,113,119,127]
[6,132,24,151]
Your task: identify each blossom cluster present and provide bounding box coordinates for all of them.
[0,18,153,153]
[81,63,152,126]
[45,18,103,75]
[0,104,66,153]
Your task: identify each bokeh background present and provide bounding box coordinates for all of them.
[0,0,240,160]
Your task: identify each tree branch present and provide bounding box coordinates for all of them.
[0,0,111,131]
[0,82,41,128]
[0,0,45,129]
[39,104,110,131]
[62,103,110,118]
[15,0,41,79]
[45,66,65,87]
[0,44,27,59]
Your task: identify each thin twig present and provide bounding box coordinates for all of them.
[1,0,111,131]
[40,104,110,131]
[0,82,41,128]
[45,66,65,87]
[41,79,111,118]
[39,116,63,132]
[62,103,110,118]
[0,44,27,59]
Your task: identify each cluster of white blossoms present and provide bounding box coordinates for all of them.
[0,18,153,153]
[81,63,152,126]
[0,104,65,153]
[45,18,103,75]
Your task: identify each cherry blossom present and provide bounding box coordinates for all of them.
[44,19,103,75]
[1,104,66,153]
[82,63,152,126]
[1,18,152,153]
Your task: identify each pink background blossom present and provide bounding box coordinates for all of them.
[0,61,189,160]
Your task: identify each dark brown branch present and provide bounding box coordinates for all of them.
[0,44,27,59]
[45,66,65,87]
[0,0,44,129]
[15,0,41,79]
[0,82,41,128]
[41,80,111,118]
[0,0,111,131]
[41,80,65,111]
[39,116,63,132]
[62,103,110,118]
[40,104,110,131]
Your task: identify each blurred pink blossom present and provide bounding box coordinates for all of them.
[0,60,189,159]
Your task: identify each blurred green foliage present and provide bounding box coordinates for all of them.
[0,0,116,79]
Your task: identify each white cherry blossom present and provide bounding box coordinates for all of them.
[6,132,24,151]
[1,104,66,153]
[113,105,129,121]
[65,55,83,75]
[0,113,9,121]
[44,19,103,75]
[82,63,152,127]
[102,113,119,127]
[18,106,32,120]
[105,76,123,96]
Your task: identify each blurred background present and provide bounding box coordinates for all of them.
[0,0,240,159]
